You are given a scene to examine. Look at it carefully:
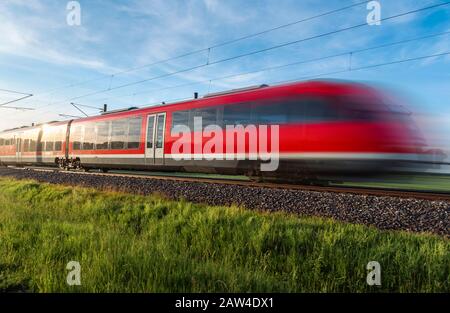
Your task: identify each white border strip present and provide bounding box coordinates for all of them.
[3,153,424,161]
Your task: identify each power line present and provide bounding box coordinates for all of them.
[107,51,450,109]
[70,103,89,117]
[33,50,450,121]
[0,106,35,111]
[275,51,450,85]
[31,0,373,99]
[0,95,34,107]
[0,87,33,106]
[0,88,32,96]
[71,102,105,111]
[140,96,195,108]
[35,27,450,110]
[91,30,450,103]
[141,51,450,106]
[41,1,450,105]
[59,114,84,119]
[20,2,450,121]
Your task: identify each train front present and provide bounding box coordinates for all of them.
[275,81,433,180]
[319,82,431,175]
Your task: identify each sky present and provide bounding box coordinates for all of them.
[0,0,449,153]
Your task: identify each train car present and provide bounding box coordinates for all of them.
[0,80,427,181]
[0,121,69,167]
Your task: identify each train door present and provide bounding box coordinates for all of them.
[65,121,73,159]
[15,133,22,163]
[145,113,166,166]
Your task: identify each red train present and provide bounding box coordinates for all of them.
[0,80,428,181]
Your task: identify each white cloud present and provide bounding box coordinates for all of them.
[0,0,116,72]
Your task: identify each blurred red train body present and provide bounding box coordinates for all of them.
[0,80,427,180]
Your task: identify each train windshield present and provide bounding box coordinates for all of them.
[337,93,412,122]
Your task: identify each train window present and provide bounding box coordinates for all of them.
[0,138,3,146]
[302,98,339,122]
[337,95,391,121]
[37,141,43,151]
[95,121,110,150]
[45,139,54,151]
[252,101,289,124]
[285,101,307,123]
[54,140,62,151]
[223,103,252,126]
[127,117,142,149]
[72,126,83,150]
[54,129,63,152]
[171,111,190,131]
[42,129,54,152]
[155,115,165,149]
[111,119,127,150]
[249,98,340,125]
[192,107,219,129]
[23,139,30,152]
[29,138,36,152]
[147,116,155,149]
[83,124,95,150]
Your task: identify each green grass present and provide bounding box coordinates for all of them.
[0,178,448,293]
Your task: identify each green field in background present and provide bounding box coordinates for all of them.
[110,169,450,193]
[0,177,448,292]
[333,174,450,193]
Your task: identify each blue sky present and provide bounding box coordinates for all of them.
[0,0,449,151]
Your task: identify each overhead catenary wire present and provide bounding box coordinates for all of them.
[0,95,34,107]
[71,102,105,111]
[275,51,450,85]
[59,114,84,119]
[32,28,450,111]
[90,30,450,104]
[132,51,450,108]
[0,106,35,111]
[0,87,33,107]
[14,1,450,123]
[70,103,89,117]
[30,0,373,99]
[35,1,450,107]
[29,41,450,121]
[0,88,32,96]
[39,50,450,120]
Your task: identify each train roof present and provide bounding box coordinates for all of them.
[1,79,371,131]
[0,120,69,134]
[70,79,371,123]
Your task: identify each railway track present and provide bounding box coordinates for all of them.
[7,165,450,202]
[1,165,449,236]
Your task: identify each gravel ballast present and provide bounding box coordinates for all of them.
[0,167,448,237]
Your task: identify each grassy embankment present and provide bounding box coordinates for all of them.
[0,177,448,292]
